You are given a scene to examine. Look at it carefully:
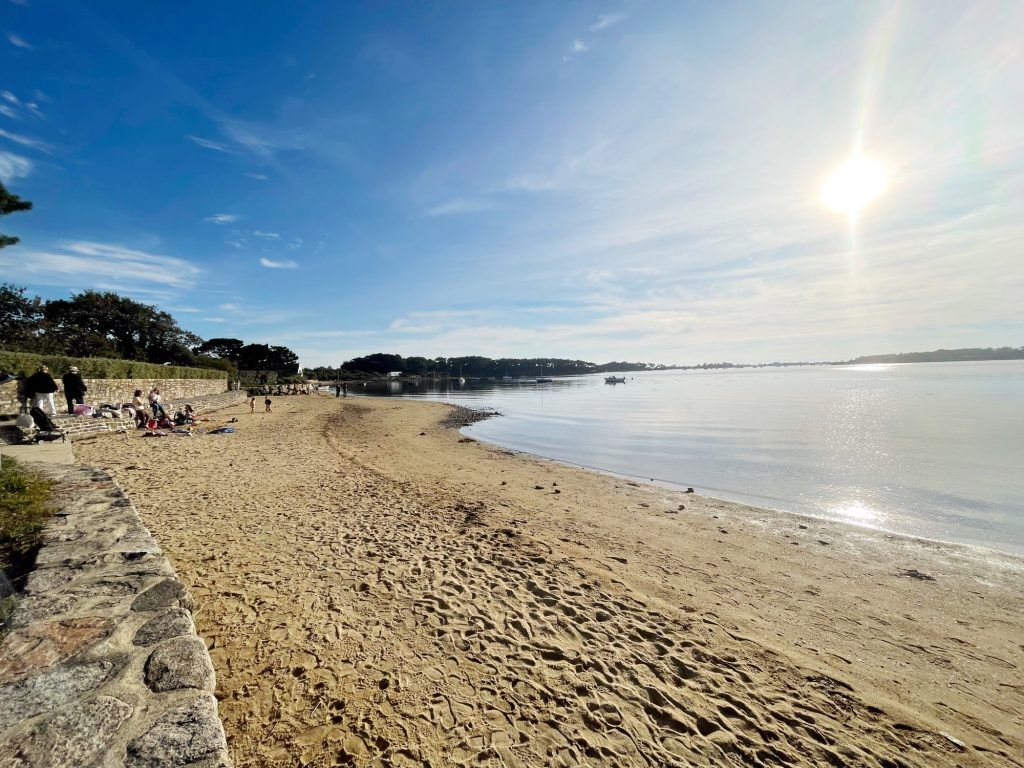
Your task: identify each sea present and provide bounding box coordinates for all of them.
[357,361,1024,555]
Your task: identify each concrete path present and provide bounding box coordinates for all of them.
[0,417,75,466]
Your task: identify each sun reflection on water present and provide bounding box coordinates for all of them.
[830,500,882,526]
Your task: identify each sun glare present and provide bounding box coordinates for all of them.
[821,149,887,217]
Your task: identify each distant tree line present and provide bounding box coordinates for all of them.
[304,354,658,380]
[0,284,299,375]
[839,347,1024,365]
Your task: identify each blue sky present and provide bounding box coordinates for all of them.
[2,1,1022,367]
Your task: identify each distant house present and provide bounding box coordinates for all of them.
[388,371,402,378]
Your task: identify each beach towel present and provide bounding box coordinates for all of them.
[210,427,236,434]
[73,404,94,416]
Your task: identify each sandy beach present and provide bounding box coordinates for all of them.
[73,395,1024,767]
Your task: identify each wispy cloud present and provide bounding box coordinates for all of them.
[186,134,235,153]
[564,12,626,61]
[259,257,298,269]
[204,213,239,224]
[0,90,46,121]
[253,230,280,239]
[0,150,32,179]
[246,172,268,180]
[6,32,32,50]
[590,13,625,32]
[427,197,499,216]
[0,127,53,153]
[0,241,203,291]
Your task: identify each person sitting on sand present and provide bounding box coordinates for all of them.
[148,387,167,420]
[264,397,272,413]
[174,404,197,425]
[250,397,256,414]
[129,389,149,427]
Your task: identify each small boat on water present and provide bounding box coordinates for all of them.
[536,377,553,383]
[605,376,626,384]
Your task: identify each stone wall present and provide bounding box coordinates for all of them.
[0,378,229,417]
[0,465,233,767]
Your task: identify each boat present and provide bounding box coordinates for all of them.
[604,376,626,384]
[536,377,553,383]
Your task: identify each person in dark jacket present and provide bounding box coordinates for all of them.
[62,366,88,414]
[25,365,59,415]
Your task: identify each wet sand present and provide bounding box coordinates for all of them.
[74,395,1024,767]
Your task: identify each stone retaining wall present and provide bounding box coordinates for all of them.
[1,378,229,417]
[0,465,233,767]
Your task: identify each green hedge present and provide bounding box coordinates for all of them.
[0,351,227,380]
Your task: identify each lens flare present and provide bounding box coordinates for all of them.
[821,150,887,216]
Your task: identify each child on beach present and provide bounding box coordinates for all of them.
[264,397,272,413]
[250,397,256,414]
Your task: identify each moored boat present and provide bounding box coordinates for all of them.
[605,376,626,384]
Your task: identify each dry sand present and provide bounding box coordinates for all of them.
[74,395,1024,767]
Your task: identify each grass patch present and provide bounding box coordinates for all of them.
[0,458,54,628]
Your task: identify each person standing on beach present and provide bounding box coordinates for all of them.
[264,397,272,413]
[335,383,341,398]
[342,382,347,397]
[62,366,88,414]
[250,397,256,413]
[25,365,59,415]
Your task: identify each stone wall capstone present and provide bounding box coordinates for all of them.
[0,378,229,417]
[0,465,234,767]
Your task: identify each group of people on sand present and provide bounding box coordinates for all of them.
[13,365,199,429]
[15,364,88,415]
[128,388,198,429]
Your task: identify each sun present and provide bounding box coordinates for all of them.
[821,149,887,217]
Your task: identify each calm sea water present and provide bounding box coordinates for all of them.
[358,361,1024,554]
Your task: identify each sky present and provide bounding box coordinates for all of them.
[1,1,1022,367]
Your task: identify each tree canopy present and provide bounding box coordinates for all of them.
[0,181,32,250]
[43,290,201,363]
[0,284,43,350]
[194,337,245,361]
[0,284,299,374]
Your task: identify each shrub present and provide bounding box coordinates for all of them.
[238,369,278,387]
[0,350,227,380]
[0,459,54,628]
